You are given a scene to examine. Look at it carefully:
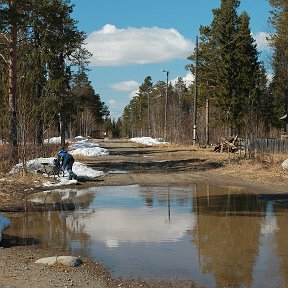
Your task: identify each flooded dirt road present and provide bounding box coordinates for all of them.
[1,139,288,288]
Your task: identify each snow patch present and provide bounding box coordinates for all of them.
[0,215,11,242]
[130,137,168,146]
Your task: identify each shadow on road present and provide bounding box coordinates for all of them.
[88,158,224,173]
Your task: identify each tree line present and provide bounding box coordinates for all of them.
[120,0,288,146]
[1,0,287,169]
[0,0,109,167]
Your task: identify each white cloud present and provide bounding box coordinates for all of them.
[110,80,140,91]
[129,89,139,99]
[170,72,194,87]
[108,99,117,105]
[253,32,270,50]
[106,99,127,119]
[183,72,194,86]
[266,72,273,83]
[85,24,194,67]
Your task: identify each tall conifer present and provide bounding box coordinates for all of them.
[188,0,268,137]
[268,0,288,133]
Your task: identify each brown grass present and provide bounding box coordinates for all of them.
[154,143,288,186]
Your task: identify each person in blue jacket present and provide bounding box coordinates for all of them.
[58,149,77,180]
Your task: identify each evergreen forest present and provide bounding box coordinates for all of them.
[0,0,109,167]
[121,0,288,146]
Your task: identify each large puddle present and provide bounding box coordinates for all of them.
[4,184,288,287]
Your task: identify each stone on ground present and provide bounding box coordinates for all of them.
[35,256,82,267]
[282,159,288,170]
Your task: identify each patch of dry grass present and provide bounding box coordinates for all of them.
[213,152,288,187]
[160,144,288,186]
[0,173,43,194]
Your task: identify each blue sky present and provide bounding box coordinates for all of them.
[71,0,272,120]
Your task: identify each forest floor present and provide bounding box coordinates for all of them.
[0,139,288,288]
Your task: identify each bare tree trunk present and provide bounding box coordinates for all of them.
[59,111,66,148]
[35,66,44,147]
[8,1,18,164]
[36,118,44,146]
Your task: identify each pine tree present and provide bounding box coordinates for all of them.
[187,0,268,139]
[233,12,267,136]
[268,0,288,133]
[138,76,153,136]
[0,0,91,165]
[70,71,109,136]
[0,0,25,163]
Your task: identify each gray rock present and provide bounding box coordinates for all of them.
[35,256,82,267]
[282,159,288,170]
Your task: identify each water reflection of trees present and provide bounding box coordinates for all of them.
[136,184,273,287]
[138,185,288,287]
[192,184,265,288]
[139,187,192,208]
[273,204,288,285]
[7,191,96,250]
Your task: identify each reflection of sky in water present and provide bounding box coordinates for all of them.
[74,185,196,247]
[80,207,195,247]
[252,201,283,288]
[260,201,279,235]
[67,185,213,284]
[7,184,288,287]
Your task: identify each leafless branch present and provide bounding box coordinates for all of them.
[0,53,8,64]
[0,32,9,42]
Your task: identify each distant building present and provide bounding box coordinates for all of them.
[90,130,106,139]
[280,114,288,138]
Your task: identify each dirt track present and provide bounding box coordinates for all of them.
[85,139,288,194]
[1,139,288,288]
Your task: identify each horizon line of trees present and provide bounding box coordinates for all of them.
[1,0,288,170]
[120,0,288,146]
[0,0,110,167]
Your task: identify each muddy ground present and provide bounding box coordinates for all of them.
[1,139,288,288]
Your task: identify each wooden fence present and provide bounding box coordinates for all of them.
[238,138,288,155]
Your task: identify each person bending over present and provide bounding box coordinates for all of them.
[58,149,77,180]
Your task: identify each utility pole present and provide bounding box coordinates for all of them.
[193,36,198,146]
[147,92,151,136]
[205,98,209,146]
[161,69,169,141]
[8,0,19,164]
